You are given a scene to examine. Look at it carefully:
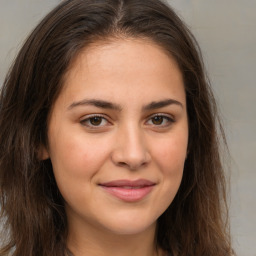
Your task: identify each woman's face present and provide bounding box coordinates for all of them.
[43,39,188,237]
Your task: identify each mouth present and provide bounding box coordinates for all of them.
[99,179,156,202]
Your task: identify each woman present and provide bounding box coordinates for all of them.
[0,0,234,255]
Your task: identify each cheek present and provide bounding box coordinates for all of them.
[50,131,110,177]
[155,135,187,172]
[159,156,185,209]
[152,132,187,199]
[49,135,111,204]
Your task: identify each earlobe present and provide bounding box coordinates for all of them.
[38,145,50,160]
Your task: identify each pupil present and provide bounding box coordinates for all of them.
[152,116,163,125]
[90,117,102,126]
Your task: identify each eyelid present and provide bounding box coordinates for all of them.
[150,113,175,120]
[80,114,111,128]
[145,113,175,127]
[79,112,175,130]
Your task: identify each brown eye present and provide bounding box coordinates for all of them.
[89,116,103,126]
[151,116,164,125]
[80,115,109,128]
[146,114,174,128]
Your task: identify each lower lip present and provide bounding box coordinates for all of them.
[100,186,154,202]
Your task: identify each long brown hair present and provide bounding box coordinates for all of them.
[0,0,233,255]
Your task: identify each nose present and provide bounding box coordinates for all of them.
[111,125,151,170]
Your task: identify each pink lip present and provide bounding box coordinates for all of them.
[99,179,156,202]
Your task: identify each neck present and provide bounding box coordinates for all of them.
[67,220,163,256]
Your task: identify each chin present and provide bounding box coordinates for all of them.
[100,215,157,236]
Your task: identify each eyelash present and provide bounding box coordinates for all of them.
[146,114,175,127]
[80,113,175,129]
[80,114,110,128]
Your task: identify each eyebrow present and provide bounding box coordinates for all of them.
[142,99,183,111]
[68,99,122,111]
[67,98,183,111]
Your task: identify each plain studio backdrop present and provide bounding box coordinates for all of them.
[0,1,255,255]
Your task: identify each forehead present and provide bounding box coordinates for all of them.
[58,38,185,107]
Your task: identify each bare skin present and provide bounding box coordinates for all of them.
[42,38,188,256]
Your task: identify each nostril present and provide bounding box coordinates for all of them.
[116,160,149,170]
[117,162,127,167]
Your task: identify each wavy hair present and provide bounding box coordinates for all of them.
[0,0,233,255]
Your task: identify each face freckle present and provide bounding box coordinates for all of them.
[44,38,188,240]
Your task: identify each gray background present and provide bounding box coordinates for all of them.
[0,0,255,255]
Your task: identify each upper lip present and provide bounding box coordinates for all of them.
[99,179,156,187]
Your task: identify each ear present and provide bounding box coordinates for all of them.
[38,145,50,160]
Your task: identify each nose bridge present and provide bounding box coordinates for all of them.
[112,121,150,169]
